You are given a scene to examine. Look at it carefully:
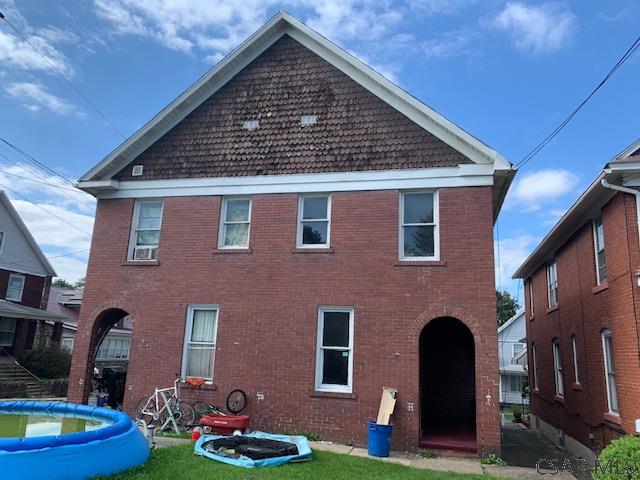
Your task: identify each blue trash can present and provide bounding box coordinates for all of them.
[367,420,393,457]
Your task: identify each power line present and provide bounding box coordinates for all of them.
[0,182,92,237]
[517,33,640,168]
[48,248,90,259]
[0,10,126,140]
[0,164,87,194]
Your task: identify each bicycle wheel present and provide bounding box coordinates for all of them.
[175,402,196,429]
[135,396,157,422]
[226,389,247,414]
[192,401,214,422]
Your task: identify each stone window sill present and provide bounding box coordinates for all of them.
[213,247,252,254]
[546,305,559,314]
[572,383,582,391]
[553,394,565,404]
[604,412,622,425]
[310,390,357,400]
[394,260,447,267]
[121,260,159,266]
[291,247,335,254]
[592,283,609,294]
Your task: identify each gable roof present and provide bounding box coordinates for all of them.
[0,191,56,277]
[497,308,525,334]
[78,11,511,186]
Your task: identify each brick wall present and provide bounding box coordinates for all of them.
[0,269,46,308]
[525,192,640,451]
[68,186,501,453]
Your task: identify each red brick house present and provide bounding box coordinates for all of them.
[69,12,514,453]
[0,191,65,357]
[514,138,640,461]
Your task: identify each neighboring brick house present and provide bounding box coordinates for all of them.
[514,138,640,461]
[0,191,65,356]
[69,12,514,453]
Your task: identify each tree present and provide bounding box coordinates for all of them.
[73,277,85,289]
[497,290,519,326]
[52,278,73,288]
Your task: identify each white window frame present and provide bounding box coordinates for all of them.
[528,278,535,316]
[547,261,558,307]
[296,194,331,248]
[593,217,607,284]
[181,304,219,382]
[128,199,164,261]
[601,329,619,414]
[552,339,564,397]
[571,335,579,385]
[512,342,525,358]
[0,231,4,254]
[218,197,252,249]
[399,190,439,261]
[6,273,25,302]
[315,306,354,393]
[532,343,538,390]
[96,337,130,360]
[61,337,74,351]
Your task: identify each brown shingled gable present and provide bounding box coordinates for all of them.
[116,35,472,181]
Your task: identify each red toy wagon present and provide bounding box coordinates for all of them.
[200,414,251,435]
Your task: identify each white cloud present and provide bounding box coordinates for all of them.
[48,254,89,283]
[421,30,477,59]
[5,82,79,115]
[495,233,539,291]
[0,30,75,77]
[504,168,580,212]
[490,2,577,54]
[414,0,477,15]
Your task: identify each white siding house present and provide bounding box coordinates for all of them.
[498,308,529,405]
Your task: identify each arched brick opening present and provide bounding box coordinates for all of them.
[419,316,476,452]
[80,308,131,407]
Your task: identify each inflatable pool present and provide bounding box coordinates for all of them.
[0,401,150,480]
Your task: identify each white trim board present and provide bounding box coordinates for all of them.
[80,164,496,199]
[79,11,510,183]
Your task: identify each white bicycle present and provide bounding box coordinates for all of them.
[135,374,196,433]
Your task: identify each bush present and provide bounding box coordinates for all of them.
[594,436,640,480]
[19,346,71,379]
[512,405,523,422]
[480,453,506,466]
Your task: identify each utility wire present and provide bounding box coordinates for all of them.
[0,182,92,237]
[0,10,126,140]
[517,33,640,168]
[48,248,90,259]
[0,163,87,194]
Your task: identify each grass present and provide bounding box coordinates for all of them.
[101,445,500,480]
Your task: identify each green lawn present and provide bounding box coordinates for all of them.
[101,445,499,480]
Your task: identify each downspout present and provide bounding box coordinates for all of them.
[600,178,640,365]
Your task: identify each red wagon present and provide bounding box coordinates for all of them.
[200,414,250,435]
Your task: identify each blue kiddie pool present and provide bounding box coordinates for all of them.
[0,401,150,480]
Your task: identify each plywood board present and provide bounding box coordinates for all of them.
[376,387,397,425]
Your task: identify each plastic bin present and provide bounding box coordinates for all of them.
[367,420,393,457]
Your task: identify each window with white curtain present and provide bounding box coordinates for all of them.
[96,337,130,360]
[315,307,354,393]
[593,217,607,284]
[547,261,558,307]
[601,329,618,413]
[219,198,251,248]
[552,338,564,396]
[128,200,164,260]
[182,306,219,380]
[297,195,330,247]
[6,274,25,302]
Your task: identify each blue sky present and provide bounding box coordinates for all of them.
[0,0,638,299]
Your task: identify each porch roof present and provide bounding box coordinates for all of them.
[0,300,67,322]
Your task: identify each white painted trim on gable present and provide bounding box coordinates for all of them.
[79,164,496,199]
[79,11,510,183]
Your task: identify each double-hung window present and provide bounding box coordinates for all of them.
[129,200,163,260]
[571,335,580,385]
[182,305,219,380]
[547,261,558,307]
[297,195,330,247]
[593,217,607,284]
[6,274,25,302]
[532,343,538,389]
[513,342,525,357]
[552,339,564,397]
[219,197,251,248]
[97,338,130,360]
[601,330,618,413]
[315,307,354,393]
[400,191,438,260]
[528,279,535,316]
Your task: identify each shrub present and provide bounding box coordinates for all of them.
[480,453,506,466]
[19,346,71,379]
[593,436,640,480]
[512,405,523,422]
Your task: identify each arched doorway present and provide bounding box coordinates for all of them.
[419,316,476,452]
[84,308,133,409]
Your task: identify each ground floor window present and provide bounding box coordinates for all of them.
[0,317,16,346]
[96,337,130,360]
[315,307,354,393]
[182,305,218,380]
[501,375,522,393]
[601,329,618,413]
[61,337,74,351]
[552,339,564,397]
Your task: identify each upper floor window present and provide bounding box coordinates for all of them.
[182,305,219,380]
[552,338,564,397]
[400,191,438,260]
[297,195,330,247]
[528,278,535,316]
[593,217,607,284]
[0,231,4,253]
[571,334,580,385]
[315,307,354,393]
[601,329,618,413]
[129,200,163,260]
[513,342,525,357]
[547,261,558,307]
[219,197,251,248]
[5,274,25,302]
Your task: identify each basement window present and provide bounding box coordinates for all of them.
[300,114,317,126]
[242,119,259,130]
